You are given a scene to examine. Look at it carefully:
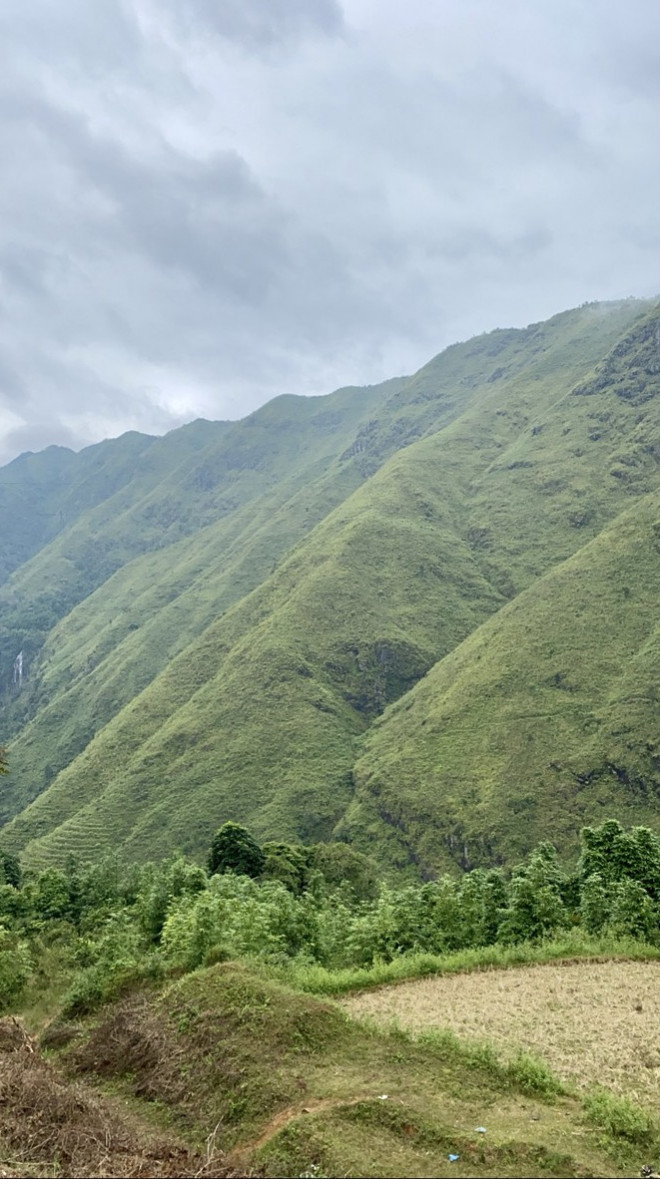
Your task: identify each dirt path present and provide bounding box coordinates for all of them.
[226,1092,391,1167]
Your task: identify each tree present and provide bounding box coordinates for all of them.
[609,878,658,942]
[261,842,310,893]
[0,747,7,776]
[580,872,612,934]
[498,845,568,943]
[579,821,660,899]
[208,822,265,879]
[309,842,380,901]
[0,851,21,890]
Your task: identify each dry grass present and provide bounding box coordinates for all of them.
[341,960,660,1105]
[0,1016,248,1178]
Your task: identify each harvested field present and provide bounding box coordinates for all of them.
[341,959,660,1104]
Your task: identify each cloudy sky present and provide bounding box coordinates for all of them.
[0,0,658,464]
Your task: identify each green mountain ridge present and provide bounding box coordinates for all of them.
[2,297,660,872]
[349,484,660,872]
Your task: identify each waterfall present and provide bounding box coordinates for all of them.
[13,650,23,688]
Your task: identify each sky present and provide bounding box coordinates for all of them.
[0,0,658,465]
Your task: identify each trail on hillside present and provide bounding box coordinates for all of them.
[227,1092,398,1166]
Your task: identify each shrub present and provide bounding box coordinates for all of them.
[0,924,32,1010]
[583,1088,655,1143]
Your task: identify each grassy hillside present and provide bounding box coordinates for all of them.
[349,483,660,873]
[3,299,659,868]
[0,377,404,758]
[0,432,155,588]
[0,420,231,696]
[32,961,638,1178]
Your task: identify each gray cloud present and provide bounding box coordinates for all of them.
[0,0,658,464]
[162,0,345,48]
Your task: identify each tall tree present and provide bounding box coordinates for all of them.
[208,822,265,879]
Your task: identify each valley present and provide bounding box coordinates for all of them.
[3,299,660,1178]
[2,297,660,872]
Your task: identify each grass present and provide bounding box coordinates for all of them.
[3,298,660,873]
[351,454,660,872]
[263,931,660,995]
[4,948,657,1176]
[582,1087,656,1145]
[55,960,638,1177]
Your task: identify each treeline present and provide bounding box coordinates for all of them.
[2,818,660,1014]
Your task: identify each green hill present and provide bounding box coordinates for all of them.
[6,961,634,1178]
[2,296,660,870]
[349,484,660,874]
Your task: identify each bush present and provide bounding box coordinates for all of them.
[505,1050,565,1097]
[583,1087,655,1143]
[0,924,32,1010]
[161,873,317,969]
[0,851,20,889]
[262,842,310,893]
[134,855,207,943]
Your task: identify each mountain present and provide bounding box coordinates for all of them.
[1,296,659,872]
[349,483,660,873]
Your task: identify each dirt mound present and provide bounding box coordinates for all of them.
[70,994,189,1107]
[68,966,347,1146]
[0,1016,247,1178]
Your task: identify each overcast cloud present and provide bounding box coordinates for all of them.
[0,0,658,464]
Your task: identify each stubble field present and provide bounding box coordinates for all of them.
[341,960,660,1104]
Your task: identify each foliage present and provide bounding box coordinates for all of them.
[498,845,569,944]
[582,1087,656,1144]
[1,301,658,872]
[0,850,20,889]
[579,820,660,899]
[208,822,266,880]
[0,924,32,1010]
[261,841,311,893]
[1,820,660,1022]
[307,843,380,901]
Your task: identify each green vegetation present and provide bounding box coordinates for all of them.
[351,480,660,872]
[3,953,652,1178]
[2,819,660,1175]
[58,962,626,1178]
[3,297,660,872]
[4,300,660,1176]
[0,820,659,1020]
[208,821,266,878]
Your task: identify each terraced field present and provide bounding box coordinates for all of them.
[342,960,660,1104]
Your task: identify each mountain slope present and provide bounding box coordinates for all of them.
[348,482,660,874]
[2,298,659,868]
[0,378,407,740]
